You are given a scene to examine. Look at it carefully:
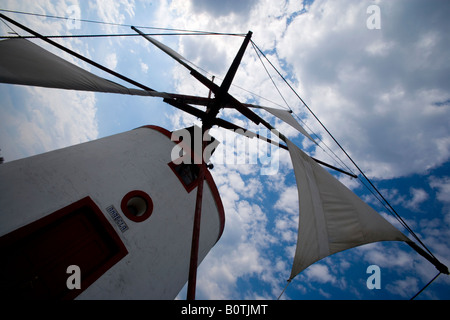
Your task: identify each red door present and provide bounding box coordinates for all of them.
[0,197,128,299]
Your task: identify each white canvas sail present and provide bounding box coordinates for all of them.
[259,106,315,143]
[0,38,163,97]
[285,138,409,280]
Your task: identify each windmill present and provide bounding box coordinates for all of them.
[0,11,447,300]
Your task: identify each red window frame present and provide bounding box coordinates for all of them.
[121,190,154,222]
[168,160,201,193]
[0,197,128,300]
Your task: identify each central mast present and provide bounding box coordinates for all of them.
[186,31,253,300]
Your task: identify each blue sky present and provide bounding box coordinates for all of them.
[0,0,449,300]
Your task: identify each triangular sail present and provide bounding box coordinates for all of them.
[0,38,163,96]
[285,138,409,280]
[258,106,315,143]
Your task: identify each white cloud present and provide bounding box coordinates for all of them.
[360,243,414,269]
[304,264,337,284]
[386,277,419,298]
[189,0,258,18]
[275,219,293,242]
[274,186,298,215]
[90,0,135,33]
[140,61,149,73]
[405,188,429,211]
[0,86,98,161]
[278,0,450,179]
[104,52,118,69]
[365,39,395,57]
[370,187,429,213]
[429,176,450,204]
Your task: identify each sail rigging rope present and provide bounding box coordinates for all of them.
[410,272,441,300]
[251,41,293,112]
[0,8,247,37]
[0,32,244,39]
[277,279,292,300]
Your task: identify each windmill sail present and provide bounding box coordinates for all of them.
[285,138,410,280]
[258,106,315,143]
[0,38,164,97]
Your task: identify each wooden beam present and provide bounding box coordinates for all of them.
[220,31,252,93]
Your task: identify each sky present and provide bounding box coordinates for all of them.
[0,0,449,300]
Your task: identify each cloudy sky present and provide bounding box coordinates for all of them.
[0,0,449,300]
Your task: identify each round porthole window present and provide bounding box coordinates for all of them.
[121,190,153,222]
